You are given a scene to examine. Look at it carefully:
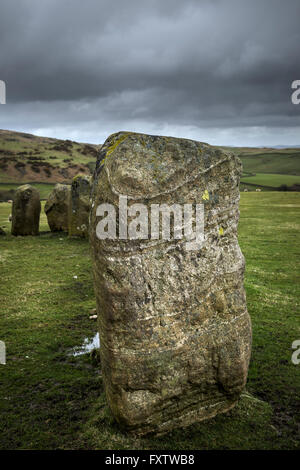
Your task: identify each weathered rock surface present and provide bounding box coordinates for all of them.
[44,183,70,232]
[90,131,252,435]
[68,174,91,237]
[11,184,41,236]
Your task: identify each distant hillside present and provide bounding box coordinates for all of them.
[0,130,299,199]
[220,146,300,191]
[0,129,100,185]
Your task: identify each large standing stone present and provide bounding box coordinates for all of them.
[44,183,70,232]
[68,174,91,237]
[11,184,41,236]
[89,131,252,435]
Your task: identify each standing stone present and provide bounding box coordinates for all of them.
[68,174,91,238]
[44,183,70,232]
[89,131,252,436]
[11,184,41,236]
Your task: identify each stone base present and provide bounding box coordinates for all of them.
[131,398,238,437]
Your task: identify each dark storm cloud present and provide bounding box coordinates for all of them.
[0,0,299,145]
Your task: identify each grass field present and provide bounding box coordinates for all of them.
[240,173,300,189]
[0,193,299,449]
[238,150,300,176]
[221,146,300,191]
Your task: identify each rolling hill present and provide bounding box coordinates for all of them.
[0,130,299,200]
[0,129,100,183]
[221,146,300,191]
[0,129,101,200]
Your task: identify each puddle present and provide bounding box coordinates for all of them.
[70,332,100,357]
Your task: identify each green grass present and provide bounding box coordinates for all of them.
[239,193,300,428]
[220,146,300,188]
[0,193,299,449]
[219,146,300,176]
[240,182,273,192]
[239,151,300,176]
[220,146,300,190]
[241,173,300,189]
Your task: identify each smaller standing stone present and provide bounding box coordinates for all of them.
[44,183,70,232]
[11,184,41,236]
[68,174,91,238]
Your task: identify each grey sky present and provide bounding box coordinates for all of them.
[0,0,299,146]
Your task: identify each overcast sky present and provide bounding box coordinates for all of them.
[0,0,299,146]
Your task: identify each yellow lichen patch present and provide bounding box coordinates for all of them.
[100,133,131,167]
[219,227,224,236]
[106,133,130,157]
[202,189,209,201]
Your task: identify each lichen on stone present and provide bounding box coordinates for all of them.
[90,131,251,436]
